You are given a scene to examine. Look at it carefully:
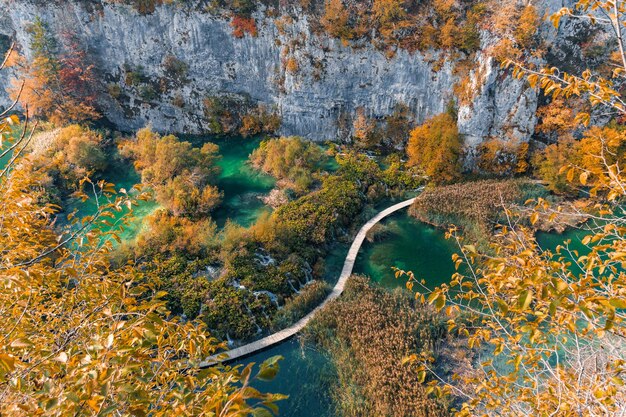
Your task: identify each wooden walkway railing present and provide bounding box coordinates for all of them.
[200,197,416,367]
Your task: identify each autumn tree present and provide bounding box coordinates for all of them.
[250,136,324,194]
[407,112,461,184]
[11,19,99,124]
[239,104,281,137]
[0,55,283,415]
[381,103,412,149]
[477,138,529,176]
[489,3,540,61]
[372,0,409,41]
[401,2,626,415]
[535,98,580,142]
[352,107,379,149]
[133,208,219,258]
[534,127,626,197]
[532,138,581,195]
[120,127,222,217]
[321,0,353,41]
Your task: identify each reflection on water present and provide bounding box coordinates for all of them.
[209,136,275,228]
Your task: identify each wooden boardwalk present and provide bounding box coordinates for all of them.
[200,197,416,367]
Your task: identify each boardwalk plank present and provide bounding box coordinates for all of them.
[200,198,416,367]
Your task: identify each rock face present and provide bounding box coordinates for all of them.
[0,0,567,146]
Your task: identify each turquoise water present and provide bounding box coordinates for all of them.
[65,136,276,239]
[238,339,335,417]
[61,158,159,243]
[209,136,276,228]
[536,227,592,276]
[353,211,458,290]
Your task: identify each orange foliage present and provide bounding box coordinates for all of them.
[438,18,459,50]
[372,0,410,42]
[11,27,98,124]
[489,3,540,62]
[535,98,578,140]
[135,209,218,257]
[515,5,540,48]
[321,0,352,41]
[352,107,379,149]
[239,104,281,137]
[532,127,626,195]
[285,57,299,74]
[231,15,257,38]
[532,138,580,195]
[120,128,222,217]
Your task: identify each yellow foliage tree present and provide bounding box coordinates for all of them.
[0,67,283,417]
[321,0,353,41]
[407,113,461,184]
[401,1,626,415]
[352,107,379,149]
[10,18,99,124]
[477,138,529,176]
[535,98,579,141]
[372,0,409,42]
[120,127,222,217]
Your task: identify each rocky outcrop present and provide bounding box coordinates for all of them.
[0,0,569,147]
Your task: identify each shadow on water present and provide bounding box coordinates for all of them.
[238,339,336,417]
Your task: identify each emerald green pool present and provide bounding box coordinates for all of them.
[353,211,458,290]
[210,136,276,228]
[66,135,275,240]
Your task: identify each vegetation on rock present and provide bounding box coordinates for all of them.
[11,18,99,124]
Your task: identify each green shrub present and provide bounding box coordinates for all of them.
[250,136,324,194]
[139,84,158,101]
[162,54,188,82]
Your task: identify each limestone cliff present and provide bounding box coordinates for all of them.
[0,0,570,147]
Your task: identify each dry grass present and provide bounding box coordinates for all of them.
[305,276,462,417]
[409,179,536,244]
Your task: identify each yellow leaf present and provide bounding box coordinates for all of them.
[530,212,539,225]
[518,290,533,311]
[580,171,589,185]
